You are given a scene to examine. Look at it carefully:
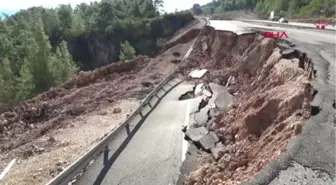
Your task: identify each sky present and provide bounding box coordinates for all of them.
[0,0,212,15]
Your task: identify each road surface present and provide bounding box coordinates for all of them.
[209,20,335,185]
[241,19,336,31]
[73,20,334,185]
[74,83,194,185]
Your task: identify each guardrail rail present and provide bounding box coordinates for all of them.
[46,18,209,185]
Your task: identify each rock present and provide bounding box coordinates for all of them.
[56,166,64,173]
[185,127,209,142]
[215,90,233,113]
[199,132,219,151]
[195,83,204,96]
[98,111,108,116]
[194,107,210,127]
[36,147,45,154]
[202,89,212,97]
[48,136,56,143]
[141,81,152,87]
[59,141,70,147]
[56,161,64,166]
[113,108,122,114]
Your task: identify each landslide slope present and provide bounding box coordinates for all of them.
[181,26,315,185]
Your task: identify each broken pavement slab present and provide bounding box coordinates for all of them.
[188,69,208,79]
[193,106,211,127]
[199,132,219,151]
[185,127,209,142]
[215,90,234,112]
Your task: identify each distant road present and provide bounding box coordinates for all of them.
[241,19,336,31]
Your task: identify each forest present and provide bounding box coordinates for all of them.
[200,0,336,18]
[0,0,194,104]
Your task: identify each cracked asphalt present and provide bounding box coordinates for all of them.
[236,21,336,185]
[74,83,193,185]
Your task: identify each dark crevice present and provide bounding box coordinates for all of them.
[179,91,195,100]
[171,59,181,64]
[311,106,321,116]
[198,99,208,111]
[173,52,181,57]
[312,89,318,99]
[332,100,335,109]
[179,85,196,101]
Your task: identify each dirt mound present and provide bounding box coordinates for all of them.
[183,27,314,185]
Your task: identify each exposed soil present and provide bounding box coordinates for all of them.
[181,26,314,185]
[0,22,201,185]
[2,99,139,185]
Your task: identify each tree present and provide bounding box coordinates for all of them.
[154,0,164,14]
[119,41,136,61]
[0,0,195,104]
[50,41,78,84]
[192,4,203,15]
[0,58,17,101]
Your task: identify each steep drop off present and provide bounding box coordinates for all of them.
[179,26,315,185]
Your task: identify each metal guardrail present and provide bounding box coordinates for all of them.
[46,18,209,185]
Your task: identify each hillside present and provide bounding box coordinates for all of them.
[0,0,194,108]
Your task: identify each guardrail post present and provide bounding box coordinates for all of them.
[103,146,109,166]
[125,123,130,136]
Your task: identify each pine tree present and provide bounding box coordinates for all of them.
[119,41,136,61]
[50,41,78,84]
[0,58,17,101]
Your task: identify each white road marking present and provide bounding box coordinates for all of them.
[0,158,16,181]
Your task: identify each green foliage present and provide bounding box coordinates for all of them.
[0,0,194,104]
[119,41,136,61]
[200,0,336,18]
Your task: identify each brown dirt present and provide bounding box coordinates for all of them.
[182,26,314,185]
[2,99,139,185]
[0,22,201,184]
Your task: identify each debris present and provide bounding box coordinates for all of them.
[185,127,209,142]
[199,132,219,151]
[211,142,224,160]
[113,108,122,114]
[188,69,208,79]
[141,81,152,87]
[215,91,233,112]
[194,83,204,96]
[98,111,108,116]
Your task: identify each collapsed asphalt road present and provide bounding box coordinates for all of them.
[207,20,335,185]
[72,81,229,185]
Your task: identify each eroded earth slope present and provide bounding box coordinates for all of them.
[177,26,315,185]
